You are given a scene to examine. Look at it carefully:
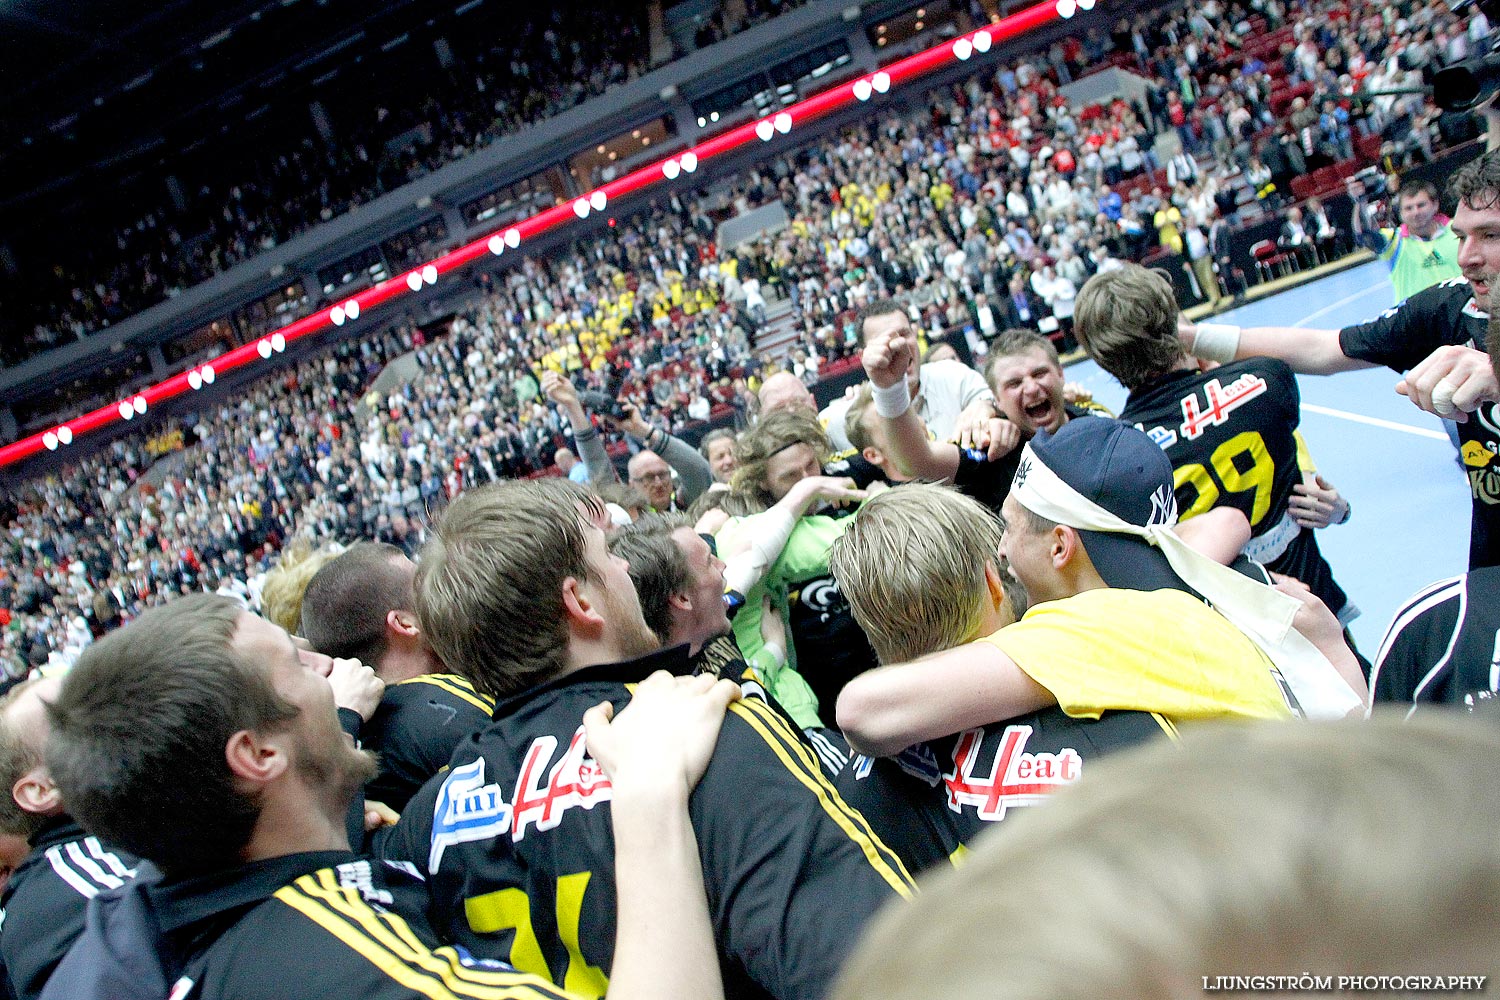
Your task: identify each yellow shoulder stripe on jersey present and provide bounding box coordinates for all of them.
[396,674,496,715]
[1074,399,1115,418]
[277,873,567,1000]
[286,872,571,999]
[1150,713,1181,741]
[300,868,570,996]
[729,698,916,896]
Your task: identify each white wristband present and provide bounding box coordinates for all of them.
[871,379,913,419]
[1191,323,1242,365]
[761,640,786,668]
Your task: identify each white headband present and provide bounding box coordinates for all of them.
[1011,443,1361,720]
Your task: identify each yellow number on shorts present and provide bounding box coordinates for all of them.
[465,871,610,998]
[1173,431,1276,527]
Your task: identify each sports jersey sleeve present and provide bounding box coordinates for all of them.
[368,678,495,811]
[952,447,1022,512]
[765,515,851,586]
[1369,576,1466,708]
[1337,283,1465,372]
[1256,358,1301,430]
[690,697,915,1000]
[1293,431,1315,474]
[3,838,142,1000]
[979,591,1291,722]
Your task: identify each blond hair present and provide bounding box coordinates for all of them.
[258,541,344,634]
[833,715,1500,1000]
[1073,263,1183,390]
[844,383,878,456]
[828,484,1014,664]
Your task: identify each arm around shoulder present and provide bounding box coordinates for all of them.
[836,640,1054,757]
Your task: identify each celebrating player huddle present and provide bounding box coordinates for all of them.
[9,108,1500,1000]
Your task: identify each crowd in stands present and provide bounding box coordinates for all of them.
[2,0,1490,672]
[3,2,811,367]
[6,0,1483,371]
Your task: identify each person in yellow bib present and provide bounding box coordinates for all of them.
[1378,180,1461,305]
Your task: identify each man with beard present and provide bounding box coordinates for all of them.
[1177,150,1500,571]
[0,648,382,1000]
[389,479,913,1000]
[42,593,744,1000]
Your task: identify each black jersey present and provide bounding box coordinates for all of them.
[777,505,882,730]
[47,850,572,1000]
[948,403,1099,512]
[951,445,1024,513]
[834,707,1170,875]
[384,644,913,1000]
[1119,359,1350,616]
[363,674,494,811]
[1338,278,1500,569]
[825,450,886,489]
[1370,568,1500,715]
[0,818,141,1000]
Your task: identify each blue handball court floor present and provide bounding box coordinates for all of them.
[1066,260,1471,654]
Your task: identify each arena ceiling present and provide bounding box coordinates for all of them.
[0,0,653,224]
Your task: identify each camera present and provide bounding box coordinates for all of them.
[578,361,636,422]
[577,389,632,423]
[1430,0,1500,110]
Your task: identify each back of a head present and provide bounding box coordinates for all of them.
[1074,263,1183,391]
[259,541,344,635]
[44,594,297,877]
[596,482,650,519]
[829,485,1014,664]
[610,514,691,644]
[416,479,592,699]
[299,541,411,665]
[833,715,1500,1000]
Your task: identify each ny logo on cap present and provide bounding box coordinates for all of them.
[1013,457,1032,490]
[1148,484,1176,527]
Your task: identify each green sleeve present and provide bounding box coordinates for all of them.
[766,515,853,585]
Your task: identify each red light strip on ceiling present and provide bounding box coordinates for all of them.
[2,0,1081,469]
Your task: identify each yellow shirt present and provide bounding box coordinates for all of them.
[981,588,1292,723]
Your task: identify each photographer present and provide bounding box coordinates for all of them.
[542,371,713,512]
